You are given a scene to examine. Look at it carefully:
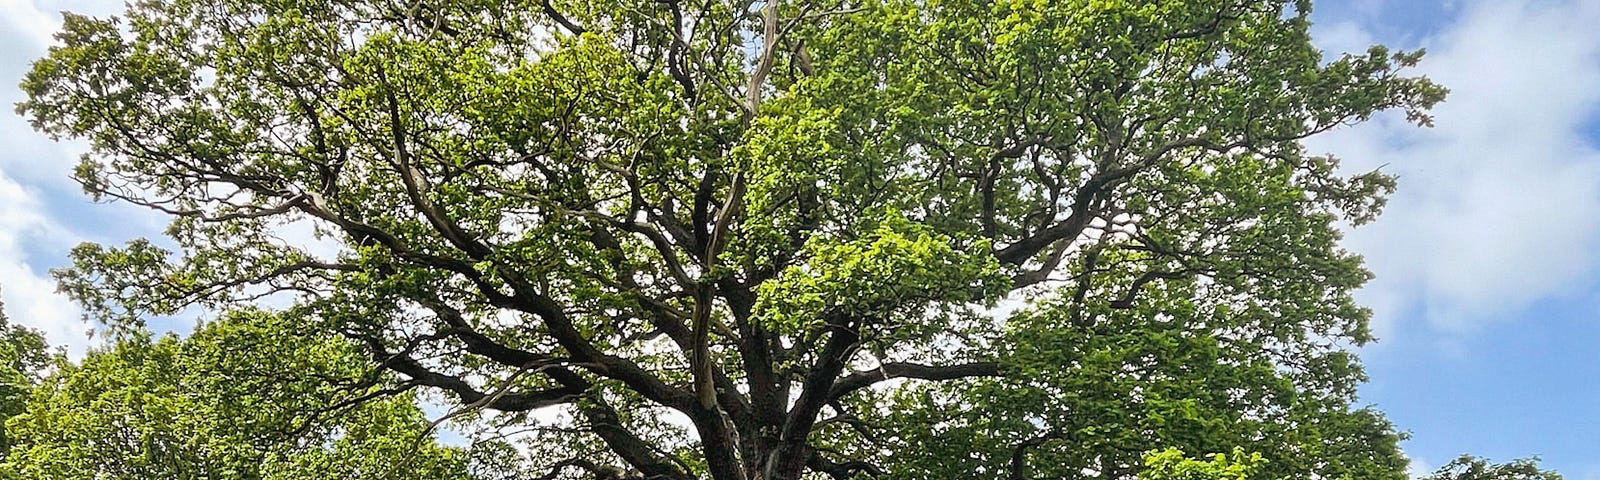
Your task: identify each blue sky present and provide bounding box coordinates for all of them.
[1,0,1597,477]
[1304,1,1600,477]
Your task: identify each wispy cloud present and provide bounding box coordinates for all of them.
[0,171,90,356]
[0,0,94,355]
[1406,454,1435,479]
[2,0,173,355]
[1309,0,1600,338]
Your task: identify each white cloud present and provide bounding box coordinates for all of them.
[1314,21,1378,58]
[0,0,58,50]
[0,0,93,356]
[1353,0,1389,17]
[1407,454,1435,479]
[0,171,91,356]
[1307,0,1600,337]
[0,0,158,356]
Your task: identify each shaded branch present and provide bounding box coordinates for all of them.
[827,362,1002,402]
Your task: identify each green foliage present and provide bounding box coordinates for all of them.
[15,0,1454,479]
[1423,456,1564,480]
[0,291,58,462]
[755,213,1007,336]
[1140,448,1265,480]
[0,310,472,480]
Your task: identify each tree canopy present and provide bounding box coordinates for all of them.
[1,309,473,480]
[1427,454,1561,480]
[14,0,1449,479]
[1421,456,1564,480]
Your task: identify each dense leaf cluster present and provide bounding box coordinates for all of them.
[1,310,471,480]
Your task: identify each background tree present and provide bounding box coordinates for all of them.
[17,0,1446,479]
[1423,456,1564,480]
[0,309,475,480]
[0,289,57,463]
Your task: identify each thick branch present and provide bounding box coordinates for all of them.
[809,453,884,480]
[827,362,1002,402]
[995,137,1241,267]
[766,319,860,480]
[540,0,586,34]
[369,344,581,412]
[533,458,631,480]
[579,395,696,480]
[1009,430,1067,480]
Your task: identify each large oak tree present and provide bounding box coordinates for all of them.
[16,0,1445,478]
